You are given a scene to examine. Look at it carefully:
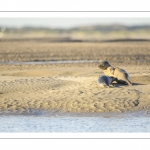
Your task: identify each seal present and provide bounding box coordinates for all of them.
[98,61,132,86]
[97,75,115,88]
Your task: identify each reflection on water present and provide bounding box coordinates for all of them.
[0,115,150,132]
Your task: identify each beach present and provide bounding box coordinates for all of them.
[0,40,150,115]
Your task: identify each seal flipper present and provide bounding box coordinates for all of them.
[124,73,132,86]
[109,84,114,88]
[125,79,132,86]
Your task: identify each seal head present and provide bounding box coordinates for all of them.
[97,75,115,88]
[98,61,111,70]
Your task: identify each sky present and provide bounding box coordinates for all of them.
[0,18,150,29]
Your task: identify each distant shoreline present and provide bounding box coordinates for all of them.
[0,37,150,43]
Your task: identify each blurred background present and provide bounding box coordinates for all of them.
[0,18,150,40]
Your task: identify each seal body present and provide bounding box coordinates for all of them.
[98,61,132,86]
[97,75,114,88]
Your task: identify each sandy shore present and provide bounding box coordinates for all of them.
[1,62,150,115]
[0,40,150,115]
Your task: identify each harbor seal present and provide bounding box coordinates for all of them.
[98,61,132,86]
[97,75,115,88]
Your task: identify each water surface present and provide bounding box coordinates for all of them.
[0,60,100,65]
[0,113,150,132]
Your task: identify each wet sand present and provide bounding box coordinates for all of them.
[0,40,150,115]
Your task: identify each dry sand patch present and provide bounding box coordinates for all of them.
[1,65,150,115]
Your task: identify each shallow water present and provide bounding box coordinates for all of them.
[0,60,100,65]
[0,114,150,132]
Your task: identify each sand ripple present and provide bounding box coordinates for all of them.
[1,65,150,114]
